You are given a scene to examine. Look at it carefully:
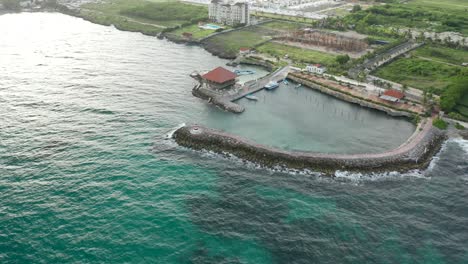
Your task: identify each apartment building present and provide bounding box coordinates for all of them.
[208,0,250,26]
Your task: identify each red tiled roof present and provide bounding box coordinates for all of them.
[239,47,250,51]
[383,89,404,99]
[202,67,236,84]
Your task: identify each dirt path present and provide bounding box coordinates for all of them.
[417,56,461,67]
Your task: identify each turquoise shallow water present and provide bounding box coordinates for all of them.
[1,13,468,263]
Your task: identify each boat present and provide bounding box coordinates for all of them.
[283,79,289,85]
[264,81,279,90]
[234,69,256,76]
[245,95,259,101]
[295,84,302,88]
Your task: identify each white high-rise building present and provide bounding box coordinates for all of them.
[209,0,250,26]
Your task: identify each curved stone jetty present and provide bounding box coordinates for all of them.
[173,120,446,174]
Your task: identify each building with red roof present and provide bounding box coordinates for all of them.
[201,67,237,89]
[239,47,251,54]
[380,89,405,102]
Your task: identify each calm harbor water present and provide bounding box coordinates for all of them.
[1,13,467,263]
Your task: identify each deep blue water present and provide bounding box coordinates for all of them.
[1,13,467,263]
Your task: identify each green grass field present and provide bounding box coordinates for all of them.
[168,24,219,40]
[201,21,313,57]
[205,28,273,54]
[407,0,468,14]
[256,42,337,66]
[202,22,300,57]
[413,45,468,66]
[79,0,207,34]
[252,11,317,24]
[374,56,468,94]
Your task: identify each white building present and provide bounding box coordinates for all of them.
[209,0,250,26]
[306,64,327,74]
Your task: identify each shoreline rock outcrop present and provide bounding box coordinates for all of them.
[173,120,446,174]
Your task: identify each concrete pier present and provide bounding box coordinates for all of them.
[230,66,290,102]
[191,66,290,113]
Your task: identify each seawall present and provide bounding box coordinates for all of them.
[173,120,446,174]
[288,74,415,118]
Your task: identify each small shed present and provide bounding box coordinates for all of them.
[306,64,327,74]
[239,47,250,55]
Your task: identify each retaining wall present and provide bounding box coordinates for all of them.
[288,74,415,118]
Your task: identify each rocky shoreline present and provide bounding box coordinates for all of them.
[173,120,446,175]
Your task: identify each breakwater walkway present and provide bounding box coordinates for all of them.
[173,119,446,174]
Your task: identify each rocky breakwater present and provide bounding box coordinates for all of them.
[192,84,245,113]
[173,119,446,174]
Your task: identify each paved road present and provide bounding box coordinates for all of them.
[367,75,429,102]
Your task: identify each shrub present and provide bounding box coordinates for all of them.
[411,114,421,125]
[455,122,465,130]
[432,118,448,130]
[336,54,350,65]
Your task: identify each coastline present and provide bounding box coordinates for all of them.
[4,11,452,174]
[173,119,446,175]
[288,73,418,118]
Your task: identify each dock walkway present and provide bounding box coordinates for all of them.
[230,66,290,102]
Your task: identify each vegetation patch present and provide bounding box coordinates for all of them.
[455,122,465,130]
[374,56,468,94]
[121,1,207,25]
[432,118,448,130]
[257,42,337,66]
[439,77,468,118]
[168,24,221,41]
[326,0,468,37]
[413,45,468,66]
[79,0,207,33]
[202,25,278,58]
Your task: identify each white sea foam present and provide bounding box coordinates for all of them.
[165,123,186,139]
[451,137,468,155]
[183,146,435,183]
[334,169,429,183]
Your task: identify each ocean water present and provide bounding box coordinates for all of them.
[1,13,467,263]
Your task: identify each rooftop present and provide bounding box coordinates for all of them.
[202,67,237,84]
[383,89,405,100]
